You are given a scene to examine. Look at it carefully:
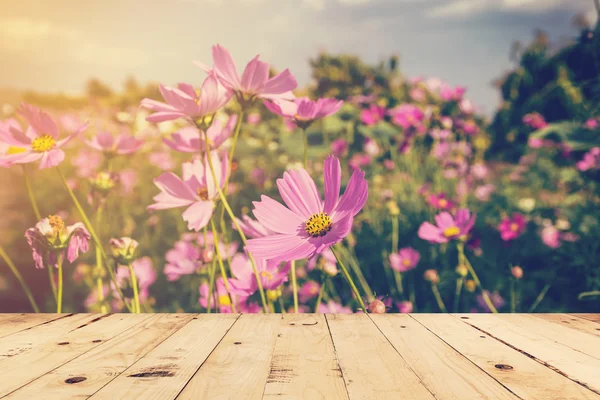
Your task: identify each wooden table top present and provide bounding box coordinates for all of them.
[0,313,598,399]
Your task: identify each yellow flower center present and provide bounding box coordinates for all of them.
[31,135,56,153]
[197,187,210,201]
[438,199,448,208]
[6,146,26,155]
[443,226,460,238]
[218,294,231,306]
[305,212,332,238]
[402,259,411,267]
[510,223,519,232]
[48,215,65,234]
[260,271,273,281]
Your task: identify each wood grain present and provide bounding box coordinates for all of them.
[371,314,517,399]
[534,314,600,338]
[413,314,600,400]
[89,314,238,400]
[460,313,600,394]
[326,313,435,400]
[177,313,280,400]
[0,313,67,339]
[5,314,195,399]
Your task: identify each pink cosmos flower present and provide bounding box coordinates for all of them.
[25,215,91,269]
[360,104,386,126]
[164,239,201,281]
[585,118,599,129]
[71,149,102,178]
[148,152,228,231]
[498,213,527,241]
[424,269,440,284]
[470,163,489,180]
[363,138,380,157]
[86,131,143,155]
[163,115,237,153]
[409,87,426,102]
[236,215,276,239]
[418,208,476,244]
[477,291,505,312]
[459,99,474,114]
[228,253,291,297]
[429,128,451,141]
[383,159,395,170]
[199,278,259,313]
[149,151,175,171]
[246,155,368,262]
[474,184,496,202]
[317,300,352,313]
[397,301,413,313]
[389,247,420,273]
[141,75,231,123]
[349,153,371,171]
[541,226,561,248]
[439,84,466,101]
[264,97,343,129]
[299,280,321,303]
[388,104,424,130]
[576,147,600,171]
[246,112,261,125]
[198,44,297,104]
[330,138,348,157]
[523,112,547,130]
[307,248,337,275]
[427,193,454,210]
[0,103,88,169]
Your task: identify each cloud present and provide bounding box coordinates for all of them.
[429,0,592,18]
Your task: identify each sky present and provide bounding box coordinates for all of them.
[0,0,596,114]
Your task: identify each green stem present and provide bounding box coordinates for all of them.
[453,278,463,313]
[578,290,600,300]
[225,110,244,195]
[210,219,237,313]
[22,166,41,220]
[315,275,326,313]
[207,257,217,313]
[302,128,308,168]
[528,283,551,312]
[332,246,367,313]
[338,246,374,299]
[431,284,447,312]
[128,262,141,314]
[278,295,287,314]
[458,243,498,313]
[393,270,404,297]
[510,279,516,313]
[201,127,268,313]
[95,205,108,313]
[48,266,57,303]
[56,253,63,314]
[0,246,40,313]
[391,215,399,254]
[56,167,133,312]
[290,261,299,313]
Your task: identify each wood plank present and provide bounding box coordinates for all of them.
[497,314,600,360]
[0,313,150,397]
[371,314,517,399]
[89,314,239,400]
[177,314,280,400]
[459,313,600,395]
[572,314,600,324]
[534,314,600,338]
[5,314,195,400]
[413,314,600,400]
[326,313,435,400]
[263,314,349,399]
[0,313,66,339]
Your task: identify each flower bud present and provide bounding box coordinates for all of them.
[90,171,117,194]
[424,269,440,285]
[267,290,279,302]
[200,248,214,263]
[368,299,386,314]
[110,237,139,263]
[511,266,523,280]
[323,262,338,277]
[465,279,476,292]
[455,264,468,277]
[386,200,400,216]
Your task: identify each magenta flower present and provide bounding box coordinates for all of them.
[164,240,201,281]
[348,153,371,171]
[163,115,237,153]
[116,257,156,300]
[236,215,276,239]
[25,215,91,269]
[299,280,321,303]
[397,301,413,313]
[388,104,424,130]
[540,226,561,248]
[141,75,231,124]
[330,138,348,157]
[149,151,175,171]
[264,97,343,129]
[523,112,547,130]
[307,248,337,275]
[418,209,476,244]
[585,118,599,129]
[198,44,297,104]
[360,104,386,126]
[474,184,496,202]
[427,193,454,211]
[198,279,255,313]
[317,300,352,313]
[439,84,466,101]
[86,131,143,155]
[498,213,526,241]
[72,149,102,178]
[0,103,87,169]
[576,147,600,171]
[228,253,290,297]
[148,152,228,231]
[389,247,420,273]
[477,291,505,313]
[246,155,368,262]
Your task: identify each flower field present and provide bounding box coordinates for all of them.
[0,22,599,315]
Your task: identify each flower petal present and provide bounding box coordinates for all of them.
[252,195,304,235]
[323,155,341,214]
[182,201,214,231]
